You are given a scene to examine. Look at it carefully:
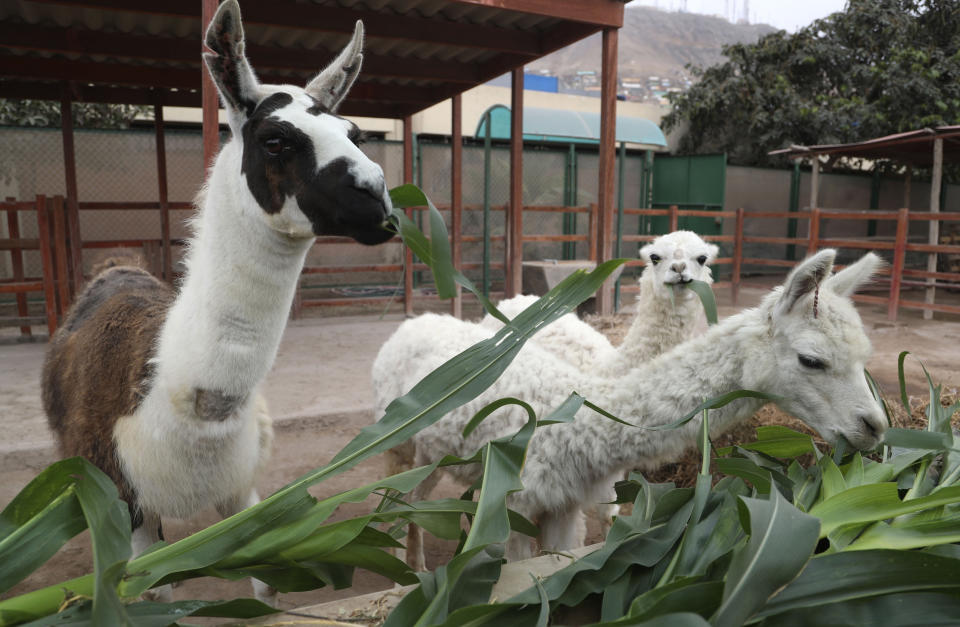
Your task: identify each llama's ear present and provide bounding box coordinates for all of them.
[776,249,835,315]
[202,0,261,118]
[639,242,655,263]
[825,252,884,298]
[706,243,720,261]
[305,21,364,113]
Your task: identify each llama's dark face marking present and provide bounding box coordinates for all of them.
[240,89,392,245]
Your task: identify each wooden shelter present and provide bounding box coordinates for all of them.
[771,127,960,320]
[0,0,629,316]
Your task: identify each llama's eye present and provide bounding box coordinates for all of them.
[697,255,708,265]
[349,128,368,147]
[798,354,826,370]
[649,254,661,265]
[263,138,285,155]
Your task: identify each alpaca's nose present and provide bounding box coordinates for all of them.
[671,261,686,273]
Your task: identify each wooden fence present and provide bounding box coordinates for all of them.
[3,195,959,341]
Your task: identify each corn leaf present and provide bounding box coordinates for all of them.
[811,483,960,537]
[686,279,718,325]
[712,487,820,627]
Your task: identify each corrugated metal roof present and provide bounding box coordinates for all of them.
[0,0,625,119]
[476,105,668,148]
[769,126,960,166]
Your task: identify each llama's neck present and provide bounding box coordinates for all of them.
[583,305,771,474]
[152,144,313,403]
[610,280,705,371]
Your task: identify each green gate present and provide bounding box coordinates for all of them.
[648,153,726,237]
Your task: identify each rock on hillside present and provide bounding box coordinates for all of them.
[530,6,777,80]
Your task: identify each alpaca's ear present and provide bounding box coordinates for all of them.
[305,21,364,113]
[825,252,884,297]
[202,0,262,118]
[776,249,835,315]
[639,242,655,263]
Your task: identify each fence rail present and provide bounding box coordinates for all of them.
[4,196,960,340]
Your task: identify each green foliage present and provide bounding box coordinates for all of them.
[0,99,148,129]
[663,0,960,167]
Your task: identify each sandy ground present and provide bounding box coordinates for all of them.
[1,283,959,612]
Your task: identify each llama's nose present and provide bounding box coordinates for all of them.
[671,261,686,274]
[859,411,887,442]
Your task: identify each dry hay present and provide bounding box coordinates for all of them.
[585,314,960,490]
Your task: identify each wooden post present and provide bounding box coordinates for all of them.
[154,101,172,282]
[403,115,414,317]
[507,68,524,298]
[595,27,619,315]
[924,137,943,320]
[5,197,30,336]
[60,85,82,294]
[450,94,463,318]
[668,204,679,232]
[807,208,821,255]
[36,196,58,335]
[809,156,820,210]
[732,207,744,305]
[202,0,220,171]
[51,196,71,320]
[588,203,598,262]
[889,207,910,321]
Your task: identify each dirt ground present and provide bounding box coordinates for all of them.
[1,282,959,613]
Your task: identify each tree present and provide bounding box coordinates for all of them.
[0,99,147,129]
[663,0,960,168]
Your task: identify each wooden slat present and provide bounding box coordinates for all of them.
[0,281,44,294]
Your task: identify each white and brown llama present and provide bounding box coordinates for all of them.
[41,0,392,604]
[372,250,888,570]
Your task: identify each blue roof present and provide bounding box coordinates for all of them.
[474,105,667,148]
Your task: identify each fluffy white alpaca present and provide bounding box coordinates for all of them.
[373,251,887,570]
[479,231,718,533]
[479,230,719,375]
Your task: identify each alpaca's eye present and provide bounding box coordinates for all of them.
[649,254,661,265]
[697,255,708,265]
[263,138,285,155]
[798,354,826,370]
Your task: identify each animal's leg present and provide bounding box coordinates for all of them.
[539,508,586,553]
[217,489,277,606]
[133,511,172,603]
[505,531,534,561]
[402,470,442,572]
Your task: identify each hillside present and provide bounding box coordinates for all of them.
[530,6,778,81]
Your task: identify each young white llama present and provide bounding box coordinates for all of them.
[479,231,718,533]
[372,250,887,570]
[41,0,392,604]
[479,230,719,375]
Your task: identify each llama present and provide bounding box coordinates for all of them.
[41,0,392,604]
[479,231,718,533]
[479,230,719,375]
[372,250,887,570]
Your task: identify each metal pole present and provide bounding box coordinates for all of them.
[450,95,463,318]
[614,141,626,311]
[563,143,576,260]
[482,109,492,298]
[508,68,524,298]
[403,116,414,316]
[925,137,943,320]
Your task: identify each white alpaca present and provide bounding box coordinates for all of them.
[479,230,719,375]
[372,251,887,570]
[480,231,718,533]
[41,1,392,604]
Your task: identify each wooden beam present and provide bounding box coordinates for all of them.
[0,22,480,84]
[450,0,624,27]
[154,101,172,282]
[202,0,218,171]
[403,116,414,317]
[507,68,524,298]
[595,27,618,315]
[0,80,201,107]
[451,94,463,319]
[30,0,544,56]
[59,85,83,296]
[924,137,943,320]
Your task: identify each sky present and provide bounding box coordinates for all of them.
[628,0,849,33]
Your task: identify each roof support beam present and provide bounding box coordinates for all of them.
[925,137,943,320]
[450,94,463,319]
[595,26,618,315]
[507,68,524,298]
